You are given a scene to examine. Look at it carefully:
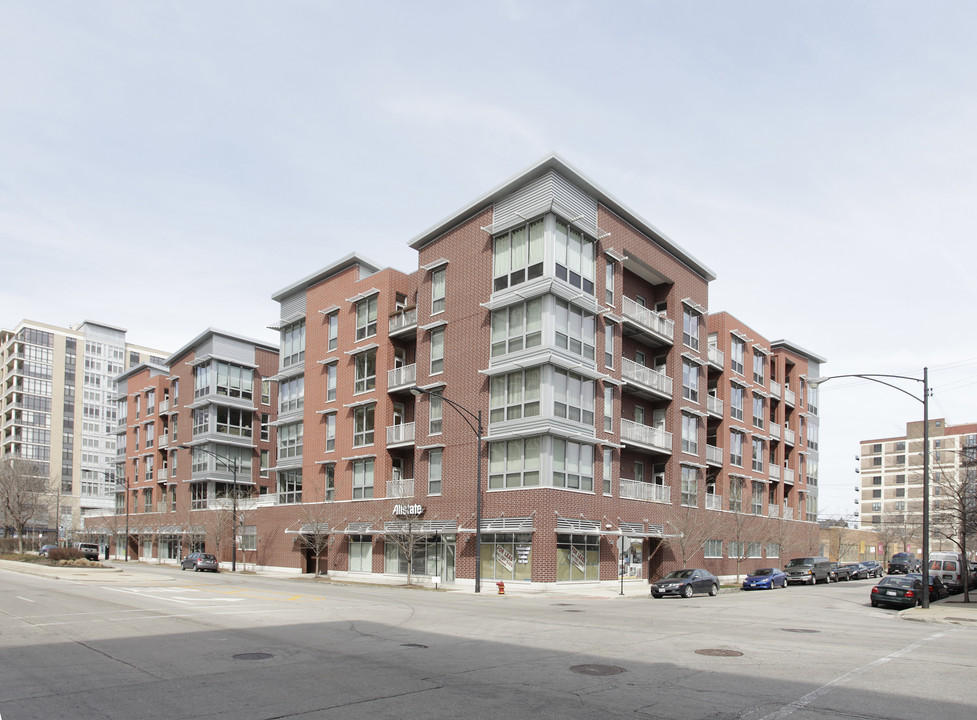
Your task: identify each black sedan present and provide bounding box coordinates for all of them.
[829,562,852,582]
[651,569,719,598]
[861,561,884,578]
[181,552,220,572]
[870,576,923,609]
[842,563,867,580]
[905,573,950,602]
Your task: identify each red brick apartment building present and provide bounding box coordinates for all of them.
[88,155,823,585]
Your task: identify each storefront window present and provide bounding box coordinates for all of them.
[480,533,533,581]
[556,533,600,581]
[349,535,372,573]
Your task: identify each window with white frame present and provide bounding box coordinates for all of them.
[493,219,544,291]
[353,405,375,447]
[278,469,302,504]
[491,298,542,358]
[261,380,271,405]
[490,368,541,423]
[603,447,612,494]
[281,320,306,366]
[279,422,304,459]
[554,299,596,361]
[681,466,698,506]
[326,312,338,351]
[682,360,699,402]
[241,526,257,552]
[682,413,698,454]
[766,543,780,558]
[192,408,209,436]
[353,458,374,499]
[552,438,593,491]
[260,449,269,477]
[554,220,595,294]
[488,436,541,488]
[729,477,745,512]
[216,407,252,438]
[260,413,270,441]
[430,328,444,375]
[354,350,376,394]
[429,393,443,434]
[324,464,335,501]
[603,385,613,432]
[731,384,744,421]
[431,268,446,314]
[428,448,442,495]
[279,376,304,414]
[730,431,744,467]
[683,308,700,350]
[752,437,764,472]
[216,361,254,400]
[753,352,765,384]
[752,394,764,429]
[326,363,337,402]
[605,261,615,305]
[704,539,723,558]
[751,481,764,514]
[355,296,377,341]
[730,336,745,374]
[604,321,614,368]
[325,413,335,452]
[552,368,594,425]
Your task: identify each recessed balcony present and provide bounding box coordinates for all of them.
[388,308,418,337]
[707,345,724,371]
[621,297,674,347]
[706,444,723,466]
[705,493,723,511]
[387,478,415,498]
[386,421,415,448]
[706,395,723,418]
[619,478,670,504]
[387,363,416,392]
[784,387,796,406]
[620,419,672,454]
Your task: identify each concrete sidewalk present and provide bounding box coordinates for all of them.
[899,593,977,626]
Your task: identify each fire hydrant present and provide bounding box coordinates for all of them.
[496,581,505,595]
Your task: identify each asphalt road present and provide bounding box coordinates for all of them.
[1,565,974,720]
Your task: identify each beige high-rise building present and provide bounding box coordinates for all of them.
[1,319,168,542]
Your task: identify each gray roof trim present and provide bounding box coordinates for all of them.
[407,153,716,281]
[770,339,828,364]
[164,328,278,367]
[271,253,383,302]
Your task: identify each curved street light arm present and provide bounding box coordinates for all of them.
[808,373,923,405]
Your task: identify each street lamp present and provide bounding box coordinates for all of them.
[181,444,241,572]
[808,369,932,608]
[410,386,484,593]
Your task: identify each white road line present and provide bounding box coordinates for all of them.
[751,629,953,720]
[16,596,36,603]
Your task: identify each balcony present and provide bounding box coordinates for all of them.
[782,505,794,520]
[619,478,670,504]
[769,423,781,441]
[621,358,672,400]
[768,504,780,518]
[387,363,417,392]
[706,493,723,511]
[769,380,781,399]
[387,478,415,498]
[706,444,723,466]
[784,388,796,406]
[706,394,723,418]
[707,345,724,370]
[158,468,168,481]
[783,467,795,484]
[621,297,674,347]
[158,432,169,447]
[784,428,796,445]
[388,308,418,337]
[386,422,415,447]
[769,464,781,481]
[620,419,672,454]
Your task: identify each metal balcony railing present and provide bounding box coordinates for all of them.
[619,478,670,504]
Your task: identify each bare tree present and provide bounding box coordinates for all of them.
[724,511,760,582]
[664,491,724,570]
[292,503,333,577]
[0,456,49,553]
[763,516,798,565]
[930,454,977,602]
[383,505,431,586]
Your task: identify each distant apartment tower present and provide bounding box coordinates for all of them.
[859,418,977,552]
[0,319,167,539]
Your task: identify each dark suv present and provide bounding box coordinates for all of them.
[887,552,918,574]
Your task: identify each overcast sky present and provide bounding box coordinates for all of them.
[3,1,976,520]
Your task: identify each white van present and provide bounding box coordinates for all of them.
[928,552,966,593]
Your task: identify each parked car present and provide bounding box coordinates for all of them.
[784,556,832,585]
[742,567,788,590]
[861,560,884,578]
[928,552,968,593]
[181,552,220,572]
[841,563,866,580]
[38,544,58,557]
[871,576,923,609]
[651,569,719,598]
[905,573,950,602]
[887,552,918,574]
[75,543,100,561]
[829,562,852,582]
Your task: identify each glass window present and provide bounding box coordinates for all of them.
[490,368,541,424]
[327,312,338,352]
[603,385,613,432]
[488,436,541,488]
[355,296,378,341]
[682,360,699,402]
[491,298,542,358]
[354,350,376,394]
[683,309,700,350]
[752,438,764,472]
[281,320,306,366]
[556,533,599,580]
[430,329,444,375]
[353,458,374,499]
[278,469,302,504]
[353,405,375,447]
[704,539,723,558]
[431,268,446,314]
[552,368,594,425]
[326,364,337,402]
[731,337,745,374]
[731,384,744,421]
[428,448,442,495]
[603,447,612,494]
[429,393,443,435]
[681,466,698,506]
[279,376,304,413]
[493,219,544,291]
[325,413,335,452]
[278,422,304,459]
[682,414,698,454]
[554,299,596,361]
[605,261,615,305]
[552,439,594,491]
[730,431,744,467]
[753,352,765,384]
[553,220,595,294]
[752,394,764,429]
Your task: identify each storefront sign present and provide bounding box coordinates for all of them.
[516,545,531,564]
[393,504,424,517]
[495,545,516,572]
[570,546,587,572]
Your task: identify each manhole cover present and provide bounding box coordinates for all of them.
[694,649,743,657]
[570,664,626,676]
[781,628,819,634]
[401,643,428,648]
[233,652,273,661]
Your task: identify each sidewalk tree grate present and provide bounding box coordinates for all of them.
[694,649,743,657]
[570,664,626,676]
[781,628,819,633]
[233,653,273,660]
